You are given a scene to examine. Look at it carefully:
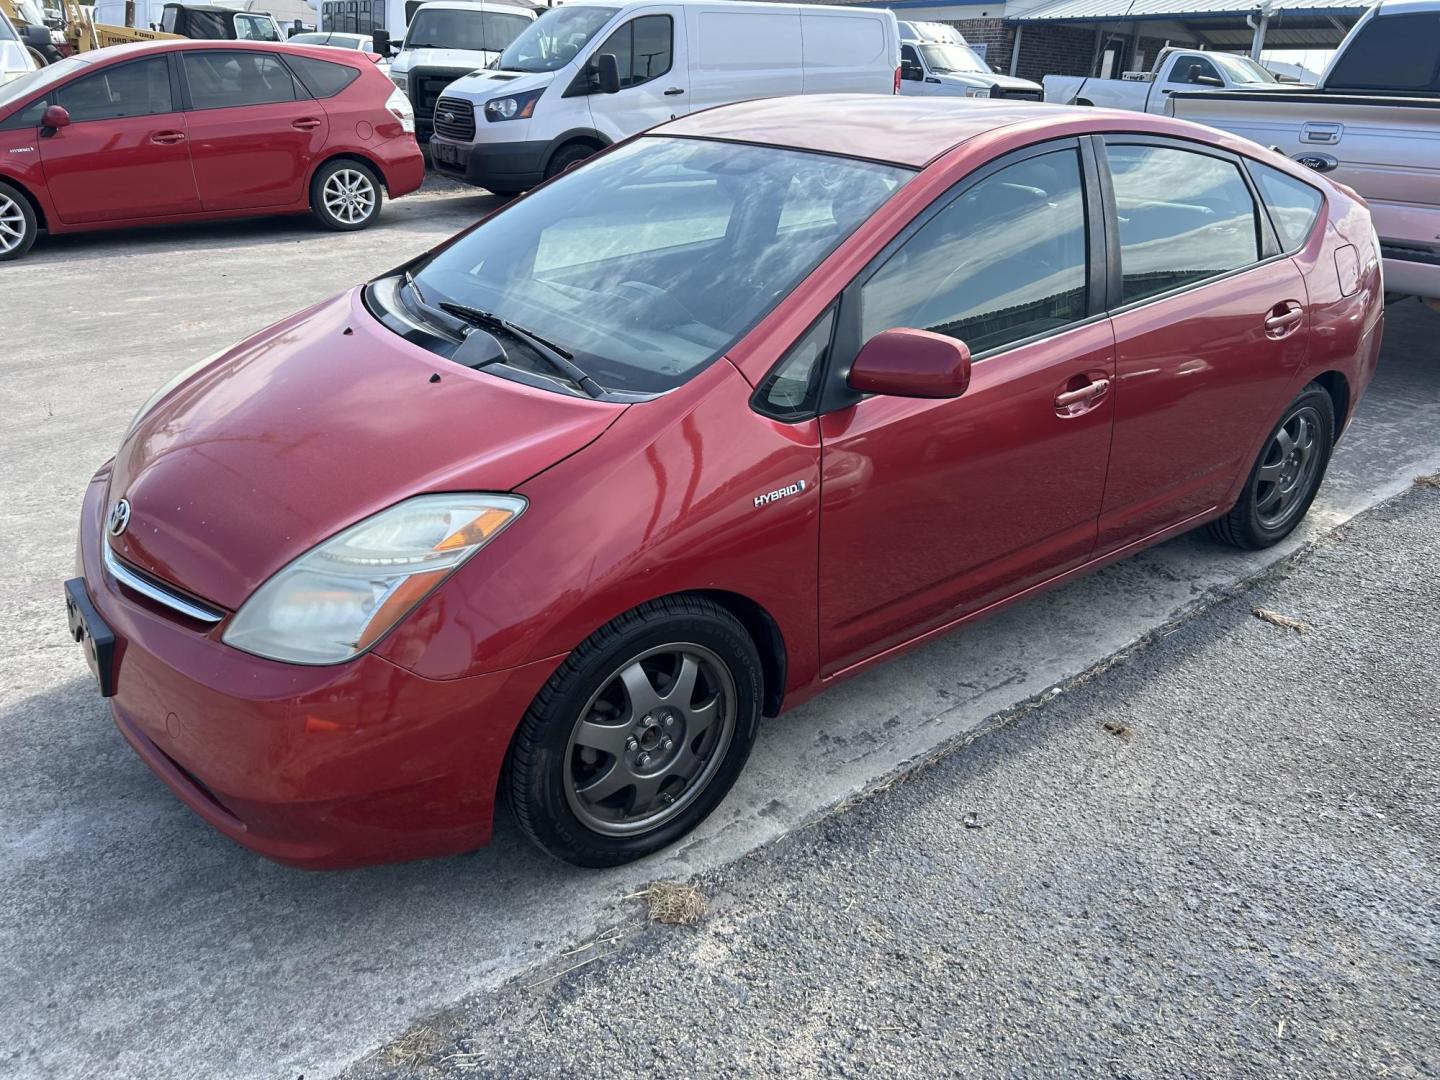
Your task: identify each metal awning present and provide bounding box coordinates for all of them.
[1008,0,1366,21]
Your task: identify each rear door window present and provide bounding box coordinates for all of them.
[1248,161,1324,252]
[183,51,306,109]
[1106,143,1261,304]
[58,57,174,122]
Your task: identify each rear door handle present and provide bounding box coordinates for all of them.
[663,87,685,96]
[150,131,185,144]
[1055,376,1110,413]
[1264,302,1304,339]
[292,117,322,130]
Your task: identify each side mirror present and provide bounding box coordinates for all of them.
[41,104,70,130]
[1194,73,1223,87]
[848,328,971,399]
[21,23,49,46]
[900,60,922,81]
[594,51,621,94]
[371,29,392,56]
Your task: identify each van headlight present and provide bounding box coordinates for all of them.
[223,494,526,664]
[964,87,991,98]
[484,88,542,122]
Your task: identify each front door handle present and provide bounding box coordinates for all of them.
[1055,377,1110,412]
[1264,302,1304,339]
[150,131,186,144]
[292,117,322,130]
[663,87,685,96]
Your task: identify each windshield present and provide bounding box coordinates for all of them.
[399,137,912,395]
[0,54,85,110]
[497,4,615,73]
[1209,52,1276,84]
[919,43,989,75]
[406,9,531,52]
[0,16,16,41]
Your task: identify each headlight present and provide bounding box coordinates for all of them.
[484,88,542,122]
[222,494,525,664]
[390,72,408,93]
[124,349,226,443]
[965,87,991,98]
[385,86,414,133]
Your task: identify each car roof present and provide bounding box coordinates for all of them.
[409,0,533,11]
[69,38,373,64]
[658,95,1163,169]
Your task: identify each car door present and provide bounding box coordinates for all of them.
[1152,54,1221,113]
[817,143,1116,675]
[582,8,688,139]
[899,44,931,95]
[1097,136,1309,548]
[179,49,329,211]
[37,54,202,225]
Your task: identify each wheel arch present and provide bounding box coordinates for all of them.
[1312,370,1351,437]
[689,589,788,717]
[307,151,390,197]
[0,172,47,230]
[541,128,611,175]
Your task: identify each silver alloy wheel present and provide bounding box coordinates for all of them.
[564,643,737,837]
[1255,404,1322,529]
[321,168,376,225]
[0,192,26,255]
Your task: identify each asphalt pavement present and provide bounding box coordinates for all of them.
[2,179,1438,1079]
[348,482,1440,1080]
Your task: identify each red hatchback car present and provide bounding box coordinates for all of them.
[0,39,421,260]
[67,97,1382,869]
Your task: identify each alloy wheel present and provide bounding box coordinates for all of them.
[1255,405,1322,529]
[564,643,737,837]
[0,193,26,255]
[321,169,376,226]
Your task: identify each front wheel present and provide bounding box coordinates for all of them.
[0,180,38,262]
[543,142,597,180]
[505,596,763,867]
[310,159,383,231]
[1209,384,1335,550]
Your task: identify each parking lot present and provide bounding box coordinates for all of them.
[3,179,1439,1080]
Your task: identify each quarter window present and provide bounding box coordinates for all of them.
[1107,144,1260,304]
[754,308,835,422]
[1325,13,1440,93]
[284,54,361,98]
[58,58,173,122]
[183,52,305,109]
[1249,161,1324,252]
[859,149,1090,355]
[594,14,672,89]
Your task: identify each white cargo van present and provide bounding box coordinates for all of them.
[384,0,534,142]
[428,0,900,193]
[897,20,1043,100]
[0,11,41,86]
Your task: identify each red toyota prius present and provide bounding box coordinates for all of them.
[0,39,422,260]
[66,97,1382,869]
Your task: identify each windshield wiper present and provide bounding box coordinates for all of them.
[438,301,606,399]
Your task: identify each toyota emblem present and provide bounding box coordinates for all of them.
[107,498,131,537]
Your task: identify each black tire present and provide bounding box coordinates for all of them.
[1209,384,1335,550]
[543,142,597,180]
[505,596,763,867]
[0,180,38,262]
[309,159,383,232]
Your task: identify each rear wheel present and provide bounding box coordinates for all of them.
[1209,384,1335,549]
[310,159,382,231]
[0,181,37,262]
[505,596,763,867]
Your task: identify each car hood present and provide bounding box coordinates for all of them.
[395,46,496,73]
[446,68,553,99]
[107,288,626,611]
[932,71,1041,92]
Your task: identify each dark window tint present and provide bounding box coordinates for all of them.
[1250,161,1324,251]
[755,308,835,421]
[860,150,1089,355]
[184,51,304,109]
[0,96,51,130]
[1170,55,1220,84]
[284,53,360,97]
[325,0,381,35]
[1108,144,1259,304]
[59,58,173,122]
[595,14,672,88]
[1326,13,1440,93]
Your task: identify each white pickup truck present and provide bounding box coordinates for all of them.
[1170,0,1440,303]
[1045,47,1282,111]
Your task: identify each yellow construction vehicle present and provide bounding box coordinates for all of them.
[61,0,182,52]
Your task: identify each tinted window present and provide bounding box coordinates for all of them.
[1326,13,1440,93]
[860,150,1089,355]
[754,308,835,422]
[59,57,173,122]
[1170,55,1220,84]
[405,9,532,51]
[1108,144,1259,304]
[409,137,910,395]
[284,53,360,97]
[183,51,303,109]
[1250,161,1324,251]
[594,14,671,88]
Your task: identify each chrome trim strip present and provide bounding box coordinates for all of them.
[103,543,225,624]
